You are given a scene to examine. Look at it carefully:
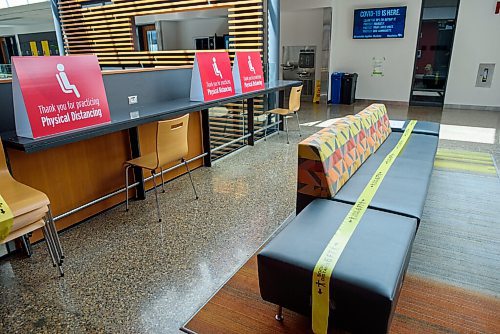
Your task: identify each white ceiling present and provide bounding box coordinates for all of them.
[0,0,47,10]
[0,1,53,35]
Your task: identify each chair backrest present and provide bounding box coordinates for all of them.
[288,85,303,113]
[156,114,190,168]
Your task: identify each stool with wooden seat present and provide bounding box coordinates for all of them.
[0,141,64,277]
[124,114,198,222]
[264,85,303,144]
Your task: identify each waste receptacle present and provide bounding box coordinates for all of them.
[341,73,358,105]
[330,72,344,104]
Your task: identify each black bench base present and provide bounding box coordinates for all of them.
[258,199,417,333]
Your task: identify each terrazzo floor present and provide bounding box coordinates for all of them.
[1,102,499,333]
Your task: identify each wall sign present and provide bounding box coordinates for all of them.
[190,52,235,102]
[475,63,495,88]
[12,55,111,139]
[353,6,407,39]
[232,51,265,93]
[496,2,500,14]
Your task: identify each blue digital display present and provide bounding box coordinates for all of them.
[353,6,407,39]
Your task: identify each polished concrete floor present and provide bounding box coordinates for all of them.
[1,101,499,333]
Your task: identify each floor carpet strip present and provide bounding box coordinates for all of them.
[434,149,498,177]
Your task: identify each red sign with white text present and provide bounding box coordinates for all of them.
[12,55,111,139]
[190,52,235,101]
[233,51,265,93]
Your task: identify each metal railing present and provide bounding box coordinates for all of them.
[52,119,281,222]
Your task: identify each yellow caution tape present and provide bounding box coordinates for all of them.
[311,120,417,334]
[0,194,14,242]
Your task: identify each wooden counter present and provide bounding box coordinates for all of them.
[7,115,203,242]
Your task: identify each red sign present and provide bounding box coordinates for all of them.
[496,1,500,14]
[233,51,265,93]
[12,55,111,139]
[190,52,235,101]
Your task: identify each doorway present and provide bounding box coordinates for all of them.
[410,0,460,107]
[280,6,332,103]
[137,24,158,51]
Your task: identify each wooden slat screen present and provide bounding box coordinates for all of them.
[59,0,263,66]
[59,0,266,160]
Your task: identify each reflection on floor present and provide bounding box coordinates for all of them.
[1,102,499,333]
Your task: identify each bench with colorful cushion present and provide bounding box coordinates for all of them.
[258,104,439,333]
[296,104,438,223]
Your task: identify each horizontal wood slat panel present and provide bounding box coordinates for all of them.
[60,0,264,65]
[60,0,265,161]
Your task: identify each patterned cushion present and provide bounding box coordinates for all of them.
[297,104,391,211]
[298,125,351,199]
[343,115,371,165]
[358,104,391,151]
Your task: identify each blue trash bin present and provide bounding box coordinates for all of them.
[330,72,344,104]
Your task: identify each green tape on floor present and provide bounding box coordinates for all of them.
[435,149,498,177]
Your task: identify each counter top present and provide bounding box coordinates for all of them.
[1,80,300,153]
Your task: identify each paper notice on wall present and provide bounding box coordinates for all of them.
[372,57,385,77]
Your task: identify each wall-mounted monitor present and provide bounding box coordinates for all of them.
[353,6,407,39]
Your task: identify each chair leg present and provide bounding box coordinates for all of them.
[151,170,162,222]
[45,224,62,265]
[49,232,64,277]
[46,206,64,261]
[43,225,64,277]
[183,158,199,200]
[125,164,131,211]
[160,167,166,193]
[44,217,61,265]
[42,225,57,268]
[21,235,33,257]
[295,112,302,137]
[285,116,290,144]
[275,305,284,321]
[264,113,269,141]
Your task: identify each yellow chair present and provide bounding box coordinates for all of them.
[264,85,303,144]
[124,114,198,222]
[0,141,64,277]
